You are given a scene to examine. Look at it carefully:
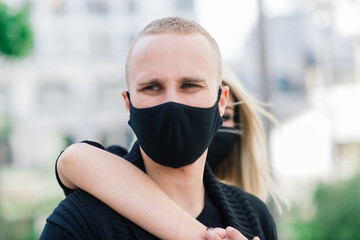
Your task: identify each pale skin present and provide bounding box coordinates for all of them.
[58,32,260,240]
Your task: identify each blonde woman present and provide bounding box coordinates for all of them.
[213,66,280,206]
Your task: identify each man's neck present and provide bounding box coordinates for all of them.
[140,148,207,218]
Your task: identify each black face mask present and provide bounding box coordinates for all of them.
[127,89,223,168]
[206,126,237,170]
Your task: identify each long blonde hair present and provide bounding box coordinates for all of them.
[214,66,284,209]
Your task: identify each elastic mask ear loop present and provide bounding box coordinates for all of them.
[126,91,131,101]
[217,88,223,104]
[126,91,134,109]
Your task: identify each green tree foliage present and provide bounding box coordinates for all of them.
[0,2,33,57]
[292,173,360,240]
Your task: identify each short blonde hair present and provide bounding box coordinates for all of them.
[125,17,222,85]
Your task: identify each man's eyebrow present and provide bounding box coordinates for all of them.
[137,79,162,87]
[136,77,207,87]
[179,77,207,84]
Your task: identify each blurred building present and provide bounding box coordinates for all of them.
[234,10,355,117]
[0,0,196,168]
[230,7,360,201]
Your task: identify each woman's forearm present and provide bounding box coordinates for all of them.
[57,143,208,240]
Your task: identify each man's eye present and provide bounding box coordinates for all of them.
[181,83,199,89]
[143,85,160,91]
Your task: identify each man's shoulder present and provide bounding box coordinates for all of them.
[48,189,114,226]
[217,182,277,240]
[106,144,128,157]
[64,189,108,207]
[44,190,158,239]
[42,189,116,239]
[218,182,267,209]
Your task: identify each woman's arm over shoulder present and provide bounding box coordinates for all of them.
[55,142,209,240]
[57,142,105,187]
[56,140,109,194]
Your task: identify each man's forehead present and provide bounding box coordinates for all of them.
[129,32,214,60]
[126,32,220,88]
[132,32,208,53]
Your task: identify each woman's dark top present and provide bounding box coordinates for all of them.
[40,141,277,240]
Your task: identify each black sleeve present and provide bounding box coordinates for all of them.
[55,140,107,196]
[55,150,74,196]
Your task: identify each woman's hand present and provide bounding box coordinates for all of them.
[206,227,260,240]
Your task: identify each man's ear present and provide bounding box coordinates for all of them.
[121,90,130,114]
[219,86,229,116]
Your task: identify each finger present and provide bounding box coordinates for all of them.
[213,227,227,238]
[253,237,260,240]
[226,226,247,240]
[206,228,223,240]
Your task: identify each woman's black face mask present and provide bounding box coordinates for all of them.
[206,126,237,170]
[127,89,223,168]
